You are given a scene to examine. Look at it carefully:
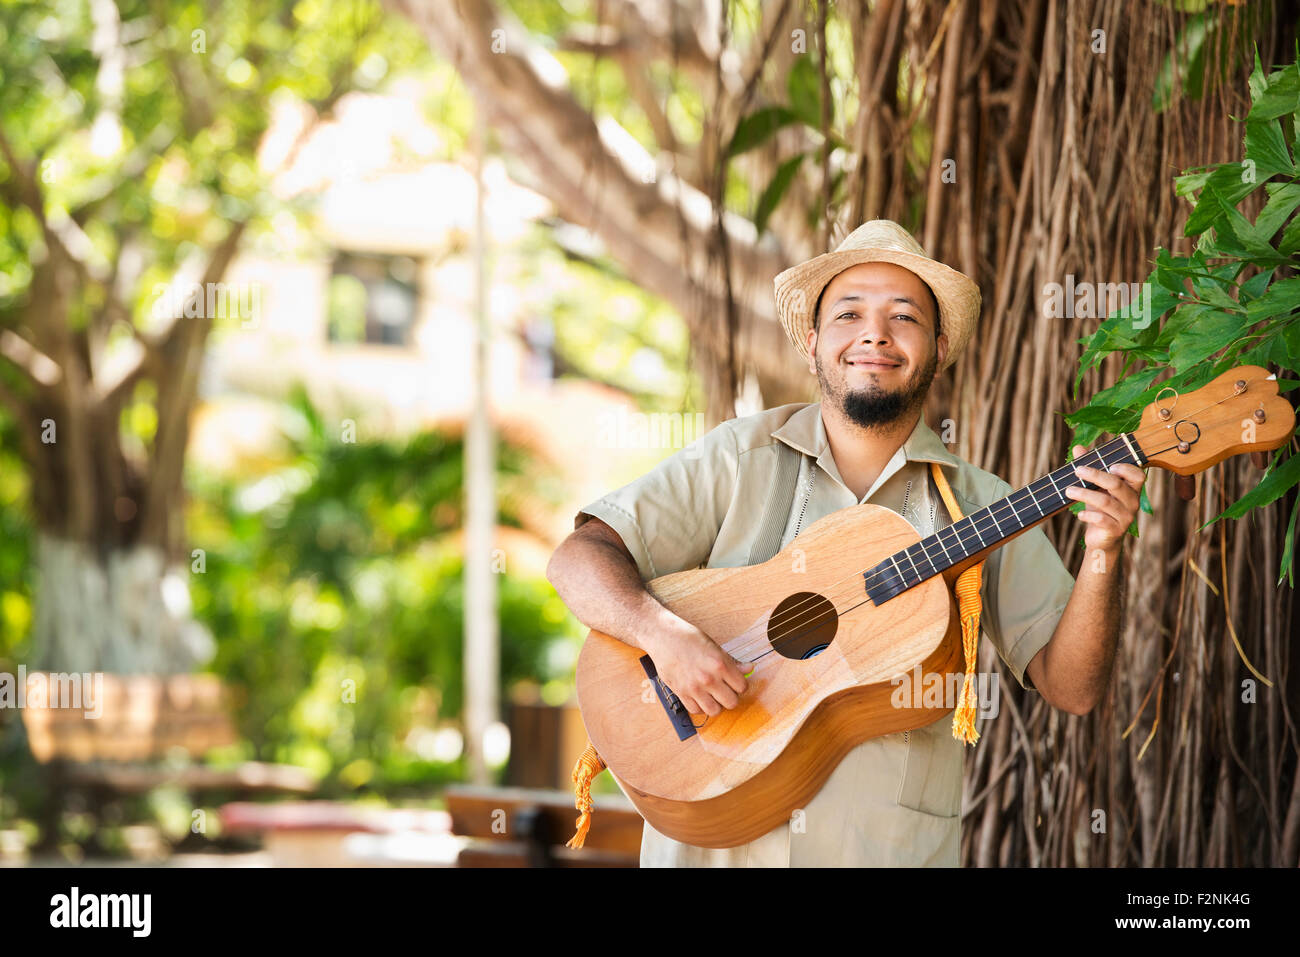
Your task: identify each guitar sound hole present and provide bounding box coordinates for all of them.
[768,592,837,661]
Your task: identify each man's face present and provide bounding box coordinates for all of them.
[804,261,948,429]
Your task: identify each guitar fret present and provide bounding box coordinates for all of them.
[935,531,952,562]
[866,436,1139,606]
[890,555,906,587]
[1121,432,1143,465]
[946,524,967,560]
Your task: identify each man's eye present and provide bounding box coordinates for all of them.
[892,314,917,322]
[835,312,856,321]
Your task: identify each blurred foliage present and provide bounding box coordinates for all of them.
[1067,50,1300,583]
[0,0,432,325]
[0,387,583,822]
[515,220,703,408]
[0,404,32,663]
[185,387,581,795]
[0,403,39,828]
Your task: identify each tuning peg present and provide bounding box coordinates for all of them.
[1175,473,1196,501]
[1251,451,1270,470]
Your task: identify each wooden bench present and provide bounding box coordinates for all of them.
[15,671,317,851]
[445,784,643,867]
[219,801,462,867]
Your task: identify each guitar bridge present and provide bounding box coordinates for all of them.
[639,654,699,741]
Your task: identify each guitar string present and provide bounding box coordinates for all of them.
[730,433,1194,670]
[818,368,1267,641]
[727,439,1131,662]
[722,437,1138,662]
[734,444,1133,663]
[728,434,1154,665]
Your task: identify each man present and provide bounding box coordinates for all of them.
[546,221,1145,866]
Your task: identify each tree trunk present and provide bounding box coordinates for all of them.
[30,533,212,675]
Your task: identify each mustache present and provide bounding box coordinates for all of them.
[816,348,938,429]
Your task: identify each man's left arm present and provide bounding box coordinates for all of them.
[1024,446,1147,716]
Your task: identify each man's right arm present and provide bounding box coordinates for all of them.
[546,516,748,715]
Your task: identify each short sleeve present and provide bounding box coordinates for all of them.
[979,481,1076,690]
[574,422,739,583]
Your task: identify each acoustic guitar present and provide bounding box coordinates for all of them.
[573,365,1296,848]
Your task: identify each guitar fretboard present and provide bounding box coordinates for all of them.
[863,434,1148,605]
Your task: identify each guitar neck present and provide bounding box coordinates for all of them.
[863,434,1149,604]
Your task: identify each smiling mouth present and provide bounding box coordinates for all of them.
[845,357,902,370]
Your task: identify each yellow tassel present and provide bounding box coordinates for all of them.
[929,462,986,746]
[950,565,984,745]
[565,741,606,849]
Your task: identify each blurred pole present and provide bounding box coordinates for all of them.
[464,113,499,785]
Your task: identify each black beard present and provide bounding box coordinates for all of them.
[817,348,937,430]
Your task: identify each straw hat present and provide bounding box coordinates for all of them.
[773,220,980,371]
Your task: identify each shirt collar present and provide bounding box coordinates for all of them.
[771,402,964,473]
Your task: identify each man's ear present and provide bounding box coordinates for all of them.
[936,331,949,369]
[805,326,818,374]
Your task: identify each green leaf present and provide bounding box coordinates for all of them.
[1168,307,1243,371]
[1244,115,1296,178]
[1175,169,1212,198]
[1244,276,1300,323]
[1088,366,1165,412]
[728,106,798,157]
[1153,12,1210,113]
[1256,183,1300,242]
[1279,494,1299,587]
[1247,48,1269,103]
[1215,192,1281,259]
[1184,164,1258,236]
[787,56,822,129]
[1281,213,1300,256]
[1157,301,1211,348]
[1205,447,1300,524]
[1246,62,1300,121]
[1239,267,1276,302]
[1064,404,1129,430]
[754,153,804,234]
[1191,274,1243,312]
[1255,329,1300,370]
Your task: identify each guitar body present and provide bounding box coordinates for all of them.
[574,502,966,848]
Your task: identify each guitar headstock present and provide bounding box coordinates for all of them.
[1133,365,1296,475]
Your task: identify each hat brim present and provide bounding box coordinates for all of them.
[774,248,980,371]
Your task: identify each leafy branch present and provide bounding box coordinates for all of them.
[1066,48,1300,584]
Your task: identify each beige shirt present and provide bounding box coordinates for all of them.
[575,402,1076,867]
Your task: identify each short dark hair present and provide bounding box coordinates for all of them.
[813,283,942,339]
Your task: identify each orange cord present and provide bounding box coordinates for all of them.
[930,462,985,745]
[566,741,607,848]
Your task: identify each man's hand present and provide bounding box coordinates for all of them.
[547,516,750,716]
[1064,443,1147,558]
[650,619,749,717]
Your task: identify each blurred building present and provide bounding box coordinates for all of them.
[190,83,653,562]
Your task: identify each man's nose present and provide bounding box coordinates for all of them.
[857,314,891,345]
